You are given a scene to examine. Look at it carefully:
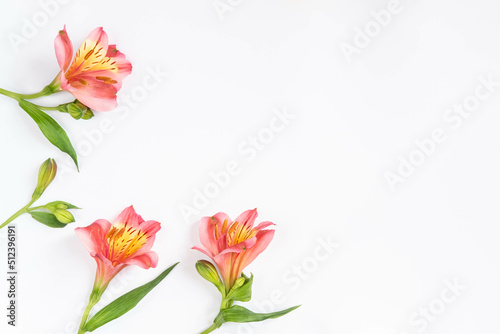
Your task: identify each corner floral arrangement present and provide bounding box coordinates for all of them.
[0,25,302,334]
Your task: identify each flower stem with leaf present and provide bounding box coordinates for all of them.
[0,75,85,169]
[0,158,79,229]
[196,260,300,334]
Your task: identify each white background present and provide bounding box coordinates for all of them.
[0,0,499,333]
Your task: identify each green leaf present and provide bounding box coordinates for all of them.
[215,305,300,325]
[19,99,79,170]
[29,211,68,228]
[84,262,179,332]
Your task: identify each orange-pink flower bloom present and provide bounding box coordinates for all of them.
[75,206,160,290]
[54,26,132,111]
[193,209,275,290]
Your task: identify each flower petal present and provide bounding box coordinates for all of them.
[232,229,275,278]
[75,219,111,256]
[77,51,132,91]
[254,221,275,230]
[63,78,118,111]
[213,252,233,286]
[216,237,257,256]
[199,216,219,256]
[132,220,161,255]
[107,47,132,90]
[95,255,126,285]
[125,251,159,269]
[66,27,109,78]
[113,205,144,228]
[234,208,258,228]
[140,219,161,235]
[192,245,214,259]
[212,212,232,227]
[54,26,73,71]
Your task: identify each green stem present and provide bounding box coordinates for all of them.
[26,206,44,212]
[19,84,60,100]
[220,297,233,310]
[199,296,231,334]
[0,88,22,101]
[0,198,36,229]
[78,268,110,334]
[78,301,95,334]
[37,106,60,111]
[0,75,62,102]
[200,323,219,334]
[78,291,102,334]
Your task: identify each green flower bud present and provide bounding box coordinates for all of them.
[232,277,246,290]
[226,273,253,303]
[196,260,221,284]
[196,260,224,293]
[54,203,68,210]
[57,100,92,120]
[53,209,75,224]
[81,108,94,120]
[32,158,57,201]
[67,104,84,119]
[29,201,80,227]
[45,201,80,210]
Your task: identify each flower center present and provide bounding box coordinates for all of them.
[225,221,257,247]
[106,225,148,266]
[66,41,119,80]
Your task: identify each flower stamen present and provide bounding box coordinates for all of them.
[106,226,149,266]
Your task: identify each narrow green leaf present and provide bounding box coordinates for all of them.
[19,99,79,169]
[29,211,68,228]
[215,305,300,325]
[84,262,179,332]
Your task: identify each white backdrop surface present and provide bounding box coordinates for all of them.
[0,0,499,333]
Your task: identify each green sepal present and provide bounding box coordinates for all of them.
[19,99,79,170]
[226,273,253,303]
[83,262,179,332]
[29,211,68,228]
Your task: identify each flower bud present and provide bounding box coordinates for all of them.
[196,260,223,288]
[232,277,246,290]
[33,201,80,226]
[226,273,253,303]
[58,100,92,120]
[81,108,94,120]
[53,209,75,224]
[32,158,57,201]
[55,203,68,210]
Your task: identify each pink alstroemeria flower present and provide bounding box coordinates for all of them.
[75,206,160,291]
[193,209,275,290]
[54,26,132,111]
